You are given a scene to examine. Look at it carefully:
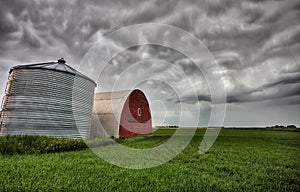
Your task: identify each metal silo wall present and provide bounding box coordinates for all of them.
[0,68,95,138]
[72,74,95,138]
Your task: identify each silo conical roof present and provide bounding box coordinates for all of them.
[10,59,96,86]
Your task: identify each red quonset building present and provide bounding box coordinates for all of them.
[91,89,152,138]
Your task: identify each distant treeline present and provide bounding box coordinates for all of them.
[155,125,179,128]
[155,125,298,129]
[266,125,297,128]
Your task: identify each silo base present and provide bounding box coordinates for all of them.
[0,127,7,136]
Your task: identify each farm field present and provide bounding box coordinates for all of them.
[0,128,299,191]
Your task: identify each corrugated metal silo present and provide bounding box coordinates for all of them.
[0,59,96,138]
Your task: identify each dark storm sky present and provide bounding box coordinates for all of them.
[0,0,299,127]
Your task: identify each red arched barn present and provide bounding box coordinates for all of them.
[92,89,152,138]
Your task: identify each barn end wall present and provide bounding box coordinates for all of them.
[119,90,152,138]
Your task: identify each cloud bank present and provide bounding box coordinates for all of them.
[0,0,299,126]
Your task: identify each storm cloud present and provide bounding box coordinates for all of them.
[0,0,299,126]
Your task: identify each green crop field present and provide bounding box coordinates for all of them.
[0,128,299,191]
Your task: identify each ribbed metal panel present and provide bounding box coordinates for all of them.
[0,63,96,138]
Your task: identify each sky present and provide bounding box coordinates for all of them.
[0,0,299,127]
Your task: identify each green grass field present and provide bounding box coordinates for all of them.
[0,128,299,191]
